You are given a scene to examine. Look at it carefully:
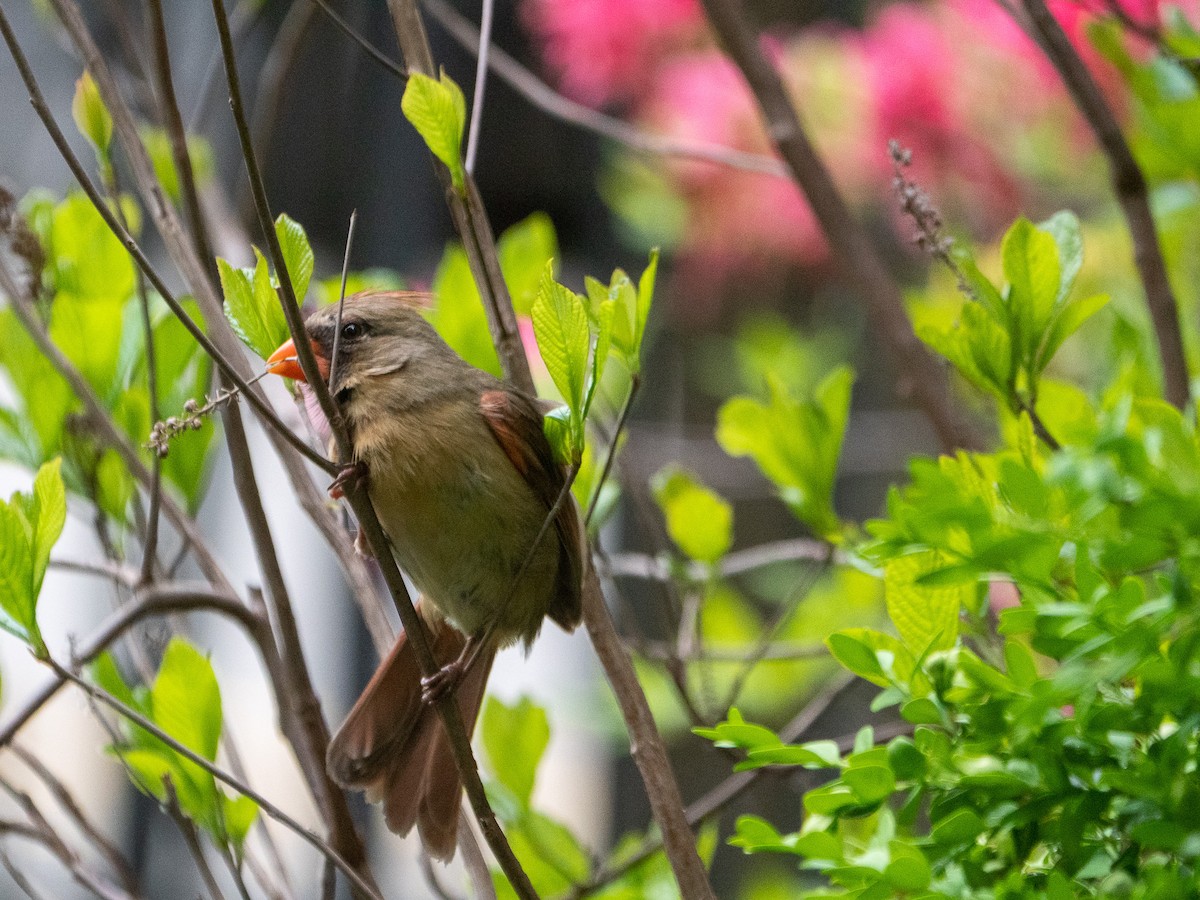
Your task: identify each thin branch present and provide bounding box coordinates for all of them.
[385,0,534,394]
[602,538,836,584]
[311,0,408,78]
[328,210,359,392]
[0,254,234,593]
[0,4,335,473]
[421,0,790,178]
[161,778,226,900]
[1018,0,1189,408]
[50,661,384,900]
[463,0,493,176]
[586,375,638,524]
[580,571,716,899]
[209,0,536,888]
[696,0,984,452]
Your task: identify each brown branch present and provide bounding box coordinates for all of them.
[696,0,984,452]
[49,661,383,900]
[421,0,790,179]
[384,0,534,394]
[580,579,716,899]
[207,1,538,890]
[0,3,335,473]
[1019,0,1190,408]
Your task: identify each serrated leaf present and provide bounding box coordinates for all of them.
[401,70,467,193]
[481,696,550,807]
[30,458,65,598]
[885,550,968,656]
[532,265,589,451]
[650,466,733,563]
[0,503,35,646]
[219,253,286,360]
[274,214,314,303]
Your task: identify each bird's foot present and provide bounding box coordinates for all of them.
[329,460,369,500]
[421,661,464,706]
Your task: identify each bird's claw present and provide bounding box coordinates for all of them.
[421,662,464,706]
[329,461,369,500]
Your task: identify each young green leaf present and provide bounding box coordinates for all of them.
[884,550,968,656]
[430,243,502,377]
[481,696,550,807]
[72,71,112,159]
[498,212,558,316]
[0,502,36,648]
[274,214,315,303]
[30,458,65,599]
[651,466,733,564]
[532,265,590,452]
[150,638,223,764]
[401,70,467,193]
[219,252,288,360]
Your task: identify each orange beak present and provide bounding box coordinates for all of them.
[266,338,329,383]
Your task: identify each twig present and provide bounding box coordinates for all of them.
[586,375,639,524]
[580,571,716,899]
[161,777,226,900]
[457,816,498,900]
[0,4,336,473]
[0,254,234,592]
[421,0,790,178]
[50,661,384,900]
[384,0,534,394]
[1018,0,1189,408]
[602,538,836,583]
[311,0,408,78]
[328,210,359,392]
[210,0,537,889]
[0,845,49,900]
[10,745,140,895]
[463,0,494,176]
[696,0,984,452]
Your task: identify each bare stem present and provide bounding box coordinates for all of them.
[696,0,984,451]
[1019,0,1190,408]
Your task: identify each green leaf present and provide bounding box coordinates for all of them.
[219,253,287,360]
[49,192,135,304]
[884,550,968,656]
[716,368,853,539]
[0,502,36,648]
[222,794,259,850]
[72,71,112,158]
[650,466,733,563]
[1001,217,1061,367]
[532,265,590,451]
[1036,293,1109,374]
[150,638,222,763]
[401,70,467,193]
[481,696,550,807]
[1038,210,1082,305]
[274,214,314,303]
[826,632,888,686]
[30,458,65,599]
[843,764,895,804]
[430,243,502,377]
[141,128,214,205]
[498,212,558,316]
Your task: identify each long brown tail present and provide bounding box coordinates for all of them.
[326,621,495,861]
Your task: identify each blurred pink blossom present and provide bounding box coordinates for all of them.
[522,0,703,106]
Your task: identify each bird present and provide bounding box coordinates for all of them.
[265,291,589,860]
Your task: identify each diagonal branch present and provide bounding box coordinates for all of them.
[1018,0,1190,408]
[697,0,985,452]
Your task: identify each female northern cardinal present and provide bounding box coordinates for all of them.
[266,292,588,860]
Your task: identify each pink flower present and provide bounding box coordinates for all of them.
[522,0,703,106]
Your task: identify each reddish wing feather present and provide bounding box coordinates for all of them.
[479,389,584,630]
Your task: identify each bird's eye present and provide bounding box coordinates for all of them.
[340,321,365,340]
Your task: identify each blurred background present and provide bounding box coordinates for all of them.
[1,0,1193,896]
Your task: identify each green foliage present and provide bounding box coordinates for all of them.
[0,190,214,518]
[315,268,405,306]
[0,459,65,656]
[583,248,657,376]
[96,639,258,853]
[716,367,853,541]
[71,71,112,164]
[141,128,214,206]
[220,214,312,359]
[651,466,733,564]
[916,213,1108,418]
[401,69,467,194]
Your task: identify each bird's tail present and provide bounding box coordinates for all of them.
[326,617,494,861]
